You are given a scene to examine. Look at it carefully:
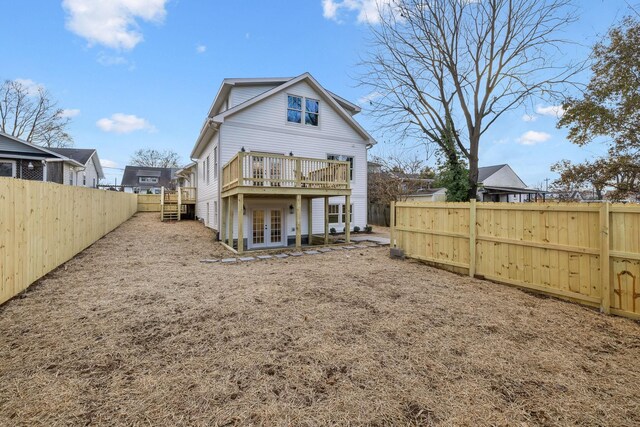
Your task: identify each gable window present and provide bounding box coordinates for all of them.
[0,160,16,177]
[327,154,354,181]
[287,95,319,126]
[139,177,158,184]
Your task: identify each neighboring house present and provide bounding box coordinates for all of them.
[121,166,178,194]
[406,188,447,202]
[0,131,86,184]
[477,164,545,202]
[49,148,105,188]
[175,162,197,188]
[189,72,376,252]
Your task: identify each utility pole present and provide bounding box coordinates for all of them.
[544,178,550,192]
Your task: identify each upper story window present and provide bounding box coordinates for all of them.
[287,95,319,126]
[139,177,158,184]
[206,155,210,185]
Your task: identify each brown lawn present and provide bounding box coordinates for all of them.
[1,213,639,426]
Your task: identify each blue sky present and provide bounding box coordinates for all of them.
[0,0,634,187]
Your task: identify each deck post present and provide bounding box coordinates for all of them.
[307,198,313,246]
[295,194,302,249]
[160,186,165,222]
[469,199,477,278]
[324,196,329,244]
[177,187,182,221]
[345,195,351,243]
[220,197,226,242]
[227,195,234,248]
[237,194,244,254]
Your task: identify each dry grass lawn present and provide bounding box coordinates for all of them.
[1,213,640,426]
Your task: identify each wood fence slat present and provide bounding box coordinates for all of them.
[0,178,137,305]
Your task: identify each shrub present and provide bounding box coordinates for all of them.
[330,227,337,235]
[364,225,373,233]
[353,226,361,233]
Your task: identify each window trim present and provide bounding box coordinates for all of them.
[286,93,320,127]
[0,160,16,178]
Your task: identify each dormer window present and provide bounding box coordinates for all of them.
[139,177,158,184]
[287,95,319,126]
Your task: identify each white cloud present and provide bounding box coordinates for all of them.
[100,159,118,168]
[96,113,155,134]
[322,0,391,24]
[196,44,206,54]
[62,0,167,50]
[517,130,551,146]
[535,105,565,118]
[60,109,81,118]
[14,78,44,96]
[521,113,537,122]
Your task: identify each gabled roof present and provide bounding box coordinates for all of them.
[49,148,94,165]
[0,131,84,167]
[477,164,508,183]
[121,166,178,187]
[191,73,375,158]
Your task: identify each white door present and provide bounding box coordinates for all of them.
[250,208,284,248]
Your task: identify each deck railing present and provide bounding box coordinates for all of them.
[222,152,350,192]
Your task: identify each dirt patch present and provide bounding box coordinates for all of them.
[1,213,640,426]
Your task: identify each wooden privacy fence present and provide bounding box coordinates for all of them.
[0,178,138,305]
[391,201,640,320]
[137,194,161,212]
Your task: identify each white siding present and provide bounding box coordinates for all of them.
[483,165,527,188]
[229,85,278,108]
[82,154,100,188]
[195,132,220,229]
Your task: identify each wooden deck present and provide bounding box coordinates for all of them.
[222,152,351,197]
[161,187,196,221]
[221,152,353,254]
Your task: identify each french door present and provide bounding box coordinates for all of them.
[251,208,284,248]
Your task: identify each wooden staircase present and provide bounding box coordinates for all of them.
[161,186,196,222]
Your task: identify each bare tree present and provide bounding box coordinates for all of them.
[0,79,73,147]
[361,0,582,199]
[130,148,181,168]
[368,154,435,204]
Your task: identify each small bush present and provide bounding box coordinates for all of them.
[364,225,373,233]
[330,227,337,235]
[353,226,361,233]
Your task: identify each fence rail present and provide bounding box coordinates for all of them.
[391,201,640,320]
[0,178,138,305]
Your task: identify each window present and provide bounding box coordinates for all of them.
[287,95,302,123]
[287,95,319,126]
[206,155,210,185]
[213,146,218,177]
[83,173,86,186]
[305,98,319,125]
[0,160,15,177]
[139,177,158,184]
[328,204,340,223]
[69,171,74,185]
[206,202,210,225]
[213,201,218,227]
[92,178,96,188]
[327,154,354,181]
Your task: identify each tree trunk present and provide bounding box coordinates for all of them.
[467,135,480,200]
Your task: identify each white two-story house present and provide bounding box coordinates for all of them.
[189,73,376,253]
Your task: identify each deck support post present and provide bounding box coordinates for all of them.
[220,197,226,242]
[227,195,233,248]
[237,194,244,254]
[324,196,329,244]
[345,195,351,243]
[177,187,182,221]
[295,194,302,249]
[307,198,313,246]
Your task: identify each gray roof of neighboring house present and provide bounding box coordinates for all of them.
[49,148,95,165]
[121,166,178,187]
[477,164,507,183]
[0,131,85,166]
